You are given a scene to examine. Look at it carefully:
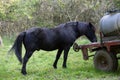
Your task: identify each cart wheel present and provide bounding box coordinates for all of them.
[73,43,79,52]
[94,50,118,72]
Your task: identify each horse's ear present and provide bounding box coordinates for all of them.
[88,22,96,31]
[88,22,92,26]
[88,22,94,28]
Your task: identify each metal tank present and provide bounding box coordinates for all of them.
[100,12,120,37]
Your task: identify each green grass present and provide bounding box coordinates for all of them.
[0,36,120,80]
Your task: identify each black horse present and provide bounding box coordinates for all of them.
[9,21,97,75]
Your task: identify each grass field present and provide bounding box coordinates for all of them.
[0,36,120,80]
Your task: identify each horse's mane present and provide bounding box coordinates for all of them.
[56,21,78,28]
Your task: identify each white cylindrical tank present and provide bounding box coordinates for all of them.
[100,13,120,37]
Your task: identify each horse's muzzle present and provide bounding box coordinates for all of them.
[92,38,97,42]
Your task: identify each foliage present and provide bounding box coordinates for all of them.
[113,0,120,8]
[0,0,119,36]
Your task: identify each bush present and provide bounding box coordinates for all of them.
[0,0,118,36]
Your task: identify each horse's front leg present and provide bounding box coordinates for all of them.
[53,48,63,69]
[63,46,70,68]
[21,51,34,75]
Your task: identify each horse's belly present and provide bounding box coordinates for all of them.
[40,46,58,51]
[37,42,59,51]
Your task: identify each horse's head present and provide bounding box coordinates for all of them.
[65,21,97,42]
[84,22,97,42]
[77,22,97,42]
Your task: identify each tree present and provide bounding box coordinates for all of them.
[0,0,118,36]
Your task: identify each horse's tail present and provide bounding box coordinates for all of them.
[9,32,26,63]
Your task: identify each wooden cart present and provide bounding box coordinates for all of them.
[73,35,120,72]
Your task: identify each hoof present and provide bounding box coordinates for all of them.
[53,65,57,69]
[21,71,27,75]
[62,65,67,68]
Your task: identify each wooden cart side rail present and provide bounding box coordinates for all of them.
[79,42,102,60]
[103,40,120,52]
[74,40,120,60]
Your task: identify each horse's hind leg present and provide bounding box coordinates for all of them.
[21,50,34,75]
[53,48,63,69]
[63,46,70,68]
